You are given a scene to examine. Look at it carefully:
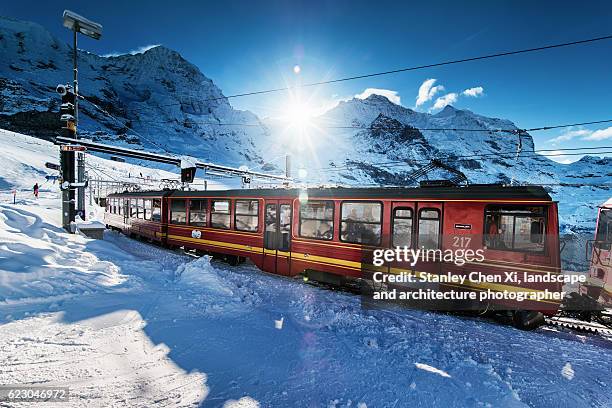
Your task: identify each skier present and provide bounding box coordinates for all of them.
[33,183,39,198]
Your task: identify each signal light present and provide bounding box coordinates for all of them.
[181,167,196,183]
[58,84,76,136]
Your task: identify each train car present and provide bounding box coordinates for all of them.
[583,198,612,307]
[104,190,170,243]
[104,185,561,329]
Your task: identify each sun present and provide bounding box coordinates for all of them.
[283,100,315,128]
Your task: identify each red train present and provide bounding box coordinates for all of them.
[104,185,562,329]
[581,198,612,308]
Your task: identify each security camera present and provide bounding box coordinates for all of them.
[56,84,67,96]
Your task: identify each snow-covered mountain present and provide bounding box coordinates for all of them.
[265,94,611,231]
[0,16,268,168]
[1,15,610,231]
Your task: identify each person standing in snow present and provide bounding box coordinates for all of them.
[33,183,39,198]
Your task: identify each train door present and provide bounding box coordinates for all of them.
[413,202,443,279]
[263,200,292,275]
[123,198,130,228]
[389,201,417,275]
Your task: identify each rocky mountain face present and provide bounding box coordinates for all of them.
[0,16,610,231]
[0,16,267,168]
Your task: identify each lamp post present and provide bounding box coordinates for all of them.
[62,10,102,221]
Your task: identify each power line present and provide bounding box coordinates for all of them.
[79,93,612,173]
[352,181,612,188]
[528,119,612,131]
[79,95,175,155]
[111,116,612,136]
[315,148,612,173]
[316,146,612,171]
[142,34,612,106]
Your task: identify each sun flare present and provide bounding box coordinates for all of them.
[283,100,315,128]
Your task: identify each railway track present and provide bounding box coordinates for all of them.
[546,312,612,336]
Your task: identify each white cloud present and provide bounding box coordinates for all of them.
[102,44,161,58]
[431,93,458,111]
[583,126,612,141]
[355,88,401,105]
[548,129,591,144]
[462,86,484,97]
[415,79,444,107]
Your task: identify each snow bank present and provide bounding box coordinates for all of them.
[0,203,134,302]
[174,255,262,315]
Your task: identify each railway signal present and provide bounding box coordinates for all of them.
[57,84,77,136]
[180,158,197,183]
[57,83,79,231]
[60,10,103,227]
[181,167,196,183]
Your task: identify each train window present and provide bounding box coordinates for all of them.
[418,209,440,250]
[152,199,162,222]
[189,199,207,226]
[596,209,611,242]
[299,200,334,240]
[118,198,123,215]
[279,204,291,251]
[265,204,277,249]
[211,199,231,229]
[170,199,187,225]
[130,199,137,217]
[392,208,413,247]
[235,200,259,232]
[144,199,152,220]
[484,206,546,252]
[137,199,144,219]
[340,202,382,245]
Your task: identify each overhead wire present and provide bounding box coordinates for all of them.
[313,146,612,173]
[122,116,612,135]
[138,34,612,106]
[70,34,612,186]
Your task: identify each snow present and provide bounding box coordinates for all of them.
[415,363,452,378]
[0,130,611,407]
[562,362,575,380]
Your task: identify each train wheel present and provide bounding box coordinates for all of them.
[512,310,545,330]
[226,255,240,266]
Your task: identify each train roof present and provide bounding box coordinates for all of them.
[108,185,553,201]
[107,190,172,198]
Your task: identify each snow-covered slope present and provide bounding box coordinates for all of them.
[0,130,611,407]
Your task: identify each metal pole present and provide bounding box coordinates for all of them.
[89,174,93,206]
[73,29,78,127]
[285,155,291,178]
[74,27,86,219]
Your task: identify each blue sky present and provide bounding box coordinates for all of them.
[2,0,611,162]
